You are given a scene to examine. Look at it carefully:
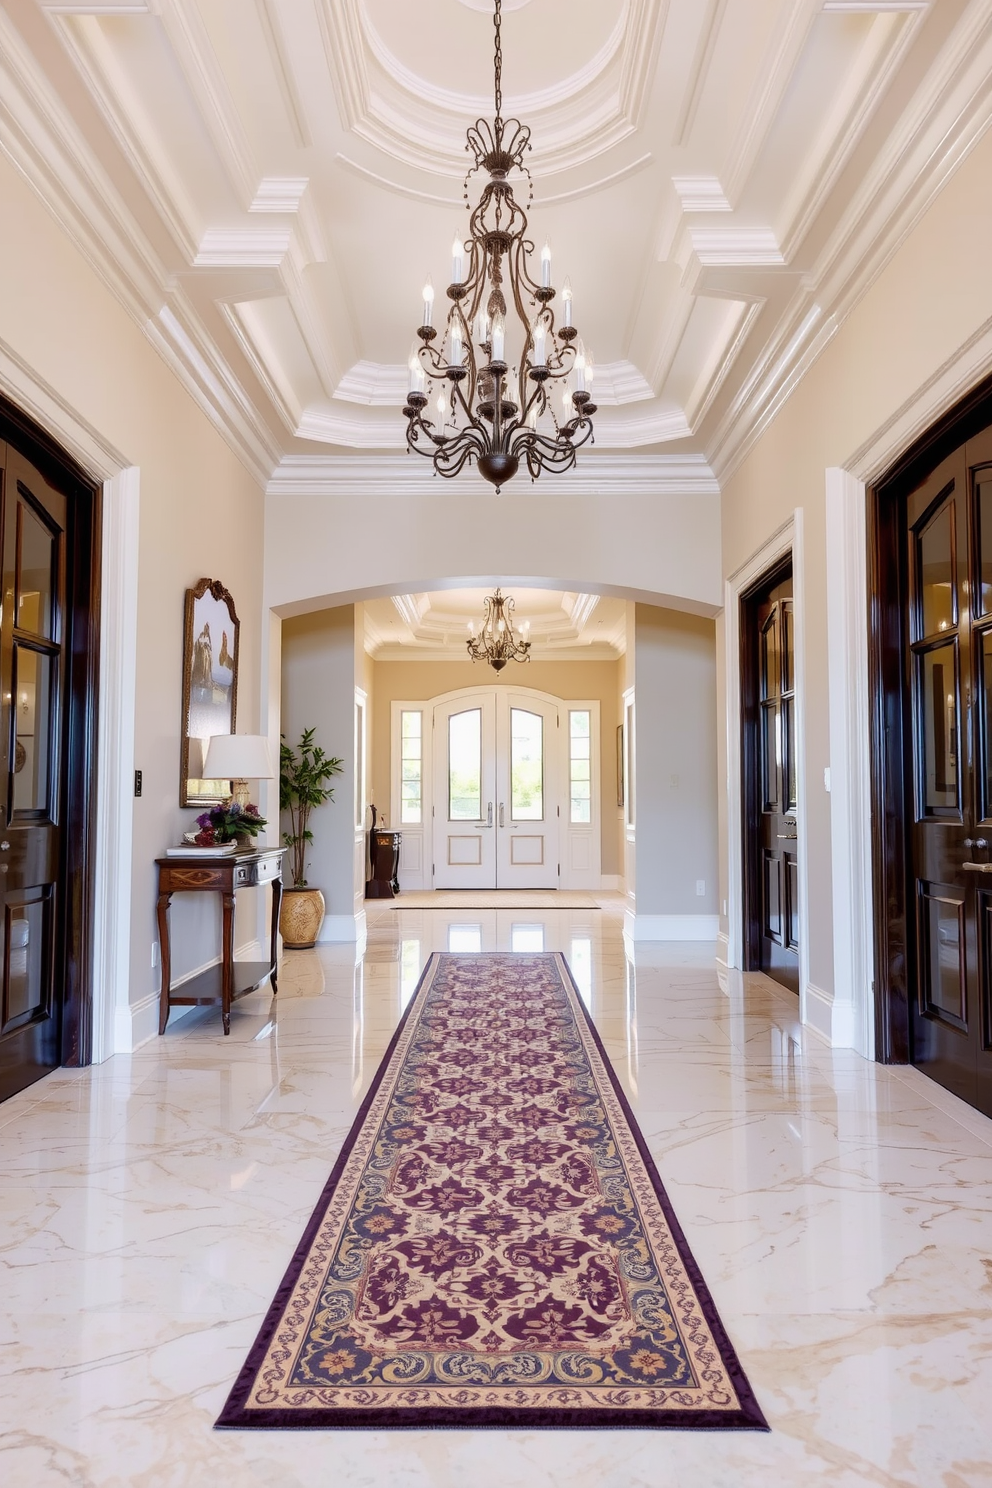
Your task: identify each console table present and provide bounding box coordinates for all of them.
[156,847,285,1035]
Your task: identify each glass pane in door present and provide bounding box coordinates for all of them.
[448,709,482,820]
[12,646,53,817]
[919,643,959,813]
[977,477,992,616]
[510,709,543,820]
[17,500,56,640]
[917,502,955,638]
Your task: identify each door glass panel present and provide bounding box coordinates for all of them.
[760,609,779,701]
[919,885,966,1027]
[761,701,779,810]
[569,710,591,823]
[781,602,794,693]
[919,643,959,813]
[510,708,543,820]
[1,895,49,1034]
[978,477,992,617]
[448,709,482,820]
[12,646,53,817]
[400,710,422,824]
[782,697,797,813]
[980,633,992,818]
[918,502,955,638]
[17,499,55,640]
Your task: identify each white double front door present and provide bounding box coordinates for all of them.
[433,691,560,889]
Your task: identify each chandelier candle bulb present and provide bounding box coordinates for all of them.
[491,312,505,363]
[409,357,426,395]
[450,319,463,365]
[422,276,434,328]
[575,351,587,393]
[475,308,489,343]
[541,240,552,288]
[531,321,547,367]
[451,236,465,284]
[562,277,573,327]
[585,349,595,386]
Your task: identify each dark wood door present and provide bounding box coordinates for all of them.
[743,561,799,994]
[906,433,992,1116]
[0,442,68,1102]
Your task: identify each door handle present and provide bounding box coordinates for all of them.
[487,802,493,828]
[776,833,797,840]
[499,803,505,828]
[0,841,8,851]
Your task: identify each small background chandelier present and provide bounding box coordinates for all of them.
[467,590,531,671]
[403,0,596,493]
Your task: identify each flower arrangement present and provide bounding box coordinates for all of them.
[193,801,267,846]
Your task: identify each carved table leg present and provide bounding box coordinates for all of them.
[270,874,283,994]
[221,889,236,1035]
[157,891,172,1035]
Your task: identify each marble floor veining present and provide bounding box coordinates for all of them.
[2,899,992,1485]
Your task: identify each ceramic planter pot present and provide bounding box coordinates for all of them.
[280,887,325,949]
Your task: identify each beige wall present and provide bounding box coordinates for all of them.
[371,658,623,877]
[718,113,992,1003]
[0,151,265,1025]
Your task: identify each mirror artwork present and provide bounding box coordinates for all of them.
[180,578,240,807]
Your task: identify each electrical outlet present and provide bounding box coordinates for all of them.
[696,879,705,897]
[151,942,159,970]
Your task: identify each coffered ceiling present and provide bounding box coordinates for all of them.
[364,586,627,659]
[3,0,992,487]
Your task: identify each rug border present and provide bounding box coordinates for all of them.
[216,951,768,1432]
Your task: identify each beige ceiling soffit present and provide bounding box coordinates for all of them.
[535,154,654,205]
[157,0,258,209]
[822,2,929,10]
[777,8,925,262]
[332,359,655,409]
[724,0,822,205]
[672,0,729,148]
[254,0,311,149]
[619,0,671,124]
[296,407,408,449]
[335,154,461,206]
[218,302,303,438]
[195,228,293,268]
[44,9,201,263]
[709,3,992,482]
[645,291,695,393]
[589,407,692,448]
[685,301,762,432]
[148,304,281,485]
[41,4,150,12]
[391,594,429,628]
[672,176,731,213]
[0,12,277,485]
[266,453,721,498]
[688,227,785,267]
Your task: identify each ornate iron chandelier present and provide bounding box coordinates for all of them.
[403,0,596,493]
[467,590,531,671]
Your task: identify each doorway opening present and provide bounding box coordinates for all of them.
[389,686,601,891]
[741,555,799,994]
[0,395,100,1103]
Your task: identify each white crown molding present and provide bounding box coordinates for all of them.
[688,226,785,267]
[723,0,822,206]
[250,176,308,213]
[317,0,665,179]
[254,0,312,149]
[332,358,654,409]
[708,0,992,484]
[194,227,293,267]
[672,175,731,213]
[267,452,720,498]
[673,0,730,149]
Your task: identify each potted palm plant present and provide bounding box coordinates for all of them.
[279,727,344,948]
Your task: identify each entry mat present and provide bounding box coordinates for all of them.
[217,953,767,1430]
[386,890,602,909]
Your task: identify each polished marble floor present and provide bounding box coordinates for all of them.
[2,897,992,1486]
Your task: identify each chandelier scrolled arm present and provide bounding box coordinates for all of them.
[402,0,596,494]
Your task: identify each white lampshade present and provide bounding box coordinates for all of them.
[203,734,274,781]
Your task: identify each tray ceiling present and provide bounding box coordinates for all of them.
[3,0,990,486]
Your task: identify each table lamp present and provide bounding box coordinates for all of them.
[203,734,274,809]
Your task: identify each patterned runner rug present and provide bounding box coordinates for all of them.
[218,953,767,1431]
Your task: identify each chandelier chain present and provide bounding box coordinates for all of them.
[493,0,502,127]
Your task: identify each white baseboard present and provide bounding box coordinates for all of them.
[129,939,267,1050]
[600,875,623,892]
[317,910,368,945]
[803,980,858,1048]
[623,912,720,941]
[715,930,730,990]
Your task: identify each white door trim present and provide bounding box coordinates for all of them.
[724,512,812,1026]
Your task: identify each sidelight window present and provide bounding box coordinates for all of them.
[400,710,423,823]
[569,710,592,823]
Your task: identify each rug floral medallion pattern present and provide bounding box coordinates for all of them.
[218,954,767,1429]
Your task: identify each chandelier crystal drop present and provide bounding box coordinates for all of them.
[402,0,597,493]
[466,590,532,671]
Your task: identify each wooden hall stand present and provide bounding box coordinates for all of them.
[156,848,285,1035]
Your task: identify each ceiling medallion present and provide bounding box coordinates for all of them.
[403,0,596,493]
[467,589,532,671]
